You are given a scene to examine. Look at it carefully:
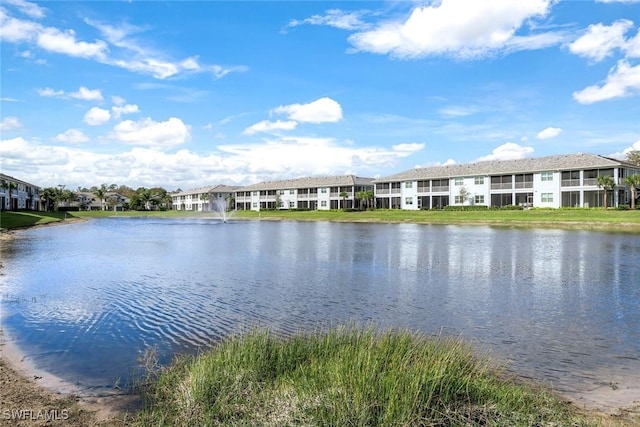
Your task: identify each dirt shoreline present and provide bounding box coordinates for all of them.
[1,219,640,425]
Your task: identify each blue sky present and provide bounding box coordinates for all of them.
[1,0,640,190]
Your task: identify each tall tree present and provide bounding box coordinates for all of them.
[340,191,348,210]
[626,150,640,167]
[93,184,108,211]
[364,190,375,210]
[624,174,640,210]
[597,175,615,209]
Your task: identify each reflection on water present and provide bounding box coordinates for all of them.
[1,218,639,397]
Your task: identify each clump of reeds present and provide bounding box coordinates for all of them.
[134,326,593,426]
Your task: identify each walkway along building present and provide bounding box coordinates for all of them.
[374,153,640,209]
[235,175,374,211]
[0,173,41,211]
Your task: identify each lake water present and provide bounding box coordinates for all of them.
[1,218,639,401]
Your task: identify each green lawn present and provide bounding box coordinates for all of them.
[2,208,640,232]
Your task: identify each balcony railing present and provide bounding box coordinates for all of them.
[561,179,581,187]
[417,186,429,193]
[490,183,513,190]
[390,189,401,194]
[514,182,533,189]
[376,188,390,194]
[583,178,598,186]
[431,186,449,192]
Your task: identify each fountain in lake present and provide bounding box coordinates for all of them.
[212,197,233,223]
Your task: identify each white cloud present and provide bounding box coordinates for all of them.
[54,128,90,144]
[38,86,103,101]
[286,9,370,32]
[476,142,534,161]
[37,27,107,59]
[569,20,633,62]
[417,158,457,168]
[272,97,343,123]
[0,7,41,42]
[391,143,425,157]
[112,104,139,119]
[108,117,190,148]
[84,107,111,125]
[70,86,103,101]
[4,0,46,19]
[37,87,64,97]
[0,116,23,131]
[536,126,562,139]
[348,0,554,59]
[243,120,298,135]
[573,60,640,103]
[626,30,640,58]
[596,0,640,3]
[0,137,69,167]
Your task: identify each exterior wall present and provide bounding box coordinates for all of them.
[0,175,41,211]
[533,171,560,208]
[401,181,418,210]
[317,187,330,210]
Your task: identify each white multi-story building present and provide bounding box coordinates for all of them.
[0,173,41,211]
[374,153,640,209]
[235,175,374,211]
[172,185,240,211]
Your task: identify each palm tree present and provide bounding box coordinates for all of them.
[597,175,615,209]
[93,184,108,211]
[624,174,640,210]
[364,190,375,210]
[339,191,348,210]
[355,191,365,210]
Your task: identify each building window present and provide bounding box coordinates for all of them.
[541,193,553,203]
[321,188,327,193]
[289,201,295,208]
[405,182,413,188]
[289,189,294,194]
[475,195,484,204]
[252,202,257,208]
[454,178,464,186]
[541,171,553,182]
[454,195,465,204]
[474,177,484,185]
[321,200,327,207]
[405,197,413,205]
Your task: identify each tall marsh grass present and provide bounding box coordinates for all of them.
[135,327,592,426]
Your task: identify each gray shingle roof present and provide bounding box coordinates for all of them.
[238,175,374,192]
[374,153,632,183]
[173,184,240,196]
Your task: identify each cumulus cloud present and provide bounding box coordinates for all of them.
[347,0,555,59]
[272,97,343,123]
[0,116,23,131]
[243,120,298,135]
[54,128,90,143]
[84,107,111,125]
[108,117,190,148]
[37,27,107,59]
[37,86,103,101]
[112,103,139,119]
[569,20,633,62]
[573,60,640,103]
[536,127,562,139]
[476,142,534,162]
[0,136,69,167]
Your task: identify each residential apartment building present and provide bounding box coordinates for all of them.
[0,173,41,211]
[374,153,640,210]
[235,175,374,211]
[172,185,240,211]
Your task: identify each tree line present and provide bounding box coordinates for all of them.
[40,183,174,212]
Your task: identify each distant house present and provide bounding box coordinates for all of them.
[0,173,41,211]
[235,175,375,211]
[373,153,640,209]
[171,185,240,211]
[71,191,130,211]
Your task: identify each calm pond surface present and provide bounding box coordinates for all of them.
[1,218,639,398]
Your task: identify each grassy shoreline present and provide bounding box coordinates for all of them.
[135,327,601,427]
[2,208,640,232]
